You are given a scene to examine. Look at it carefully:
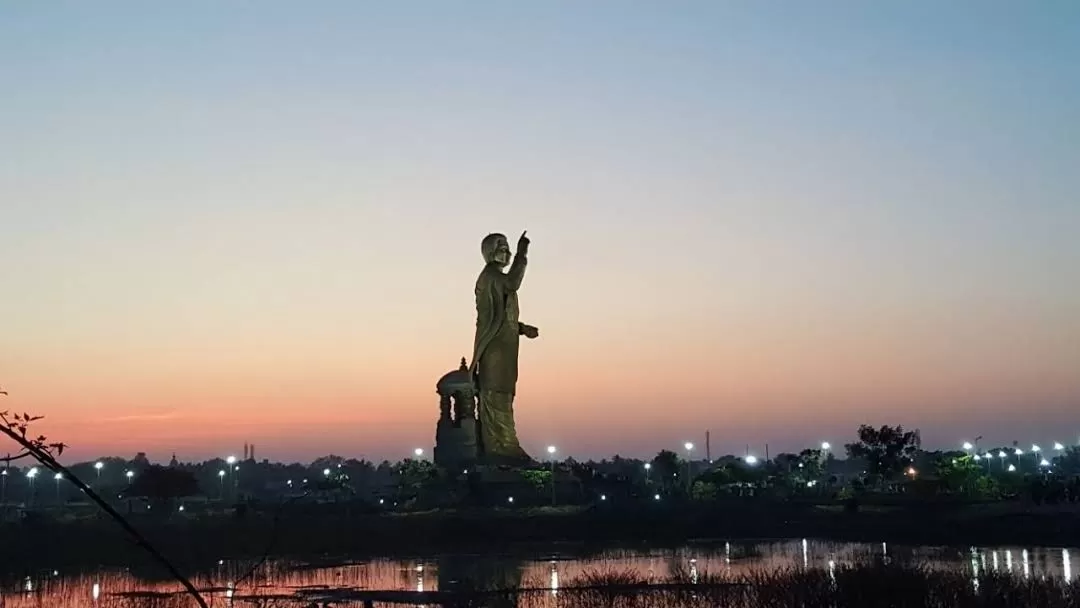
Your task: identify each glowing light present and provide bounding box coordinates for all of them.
[998,451,1007,459]
[654,493,661,500]
[684,442,694,451]
[92,583,100,600]
[1040,459,1051,467]
[225,456,236,465]
[821,442,831,450]
[26,467,38,479]
[962,442,974,451]
[744,455,758,465]
[1008,464,1017,472]
[1054,442,1065,451]
[414,448,423,457]
[974,454,982,461]
[1032,444,1042,453]
[1015,448,1024,456]
[218,470,225,478]
[907,467,917,477]
[547,445,557,455]
[322,468,331,476]
[94,462,103,471]
[644,463,652,470]
[507,496,514,503]
[600,494,606,501]
[802,538,808,568]
[54,472,62,481]
[125,470,133,479]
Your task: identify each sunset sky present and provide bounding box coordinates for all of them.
[1,2,1078,464]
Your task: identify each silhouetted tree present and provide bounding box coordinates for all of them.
[125,465,199,506]
[845,424,921,486]
[651,450,680,487]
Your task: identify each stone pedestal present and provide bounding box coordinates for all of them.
[434,417,478,470]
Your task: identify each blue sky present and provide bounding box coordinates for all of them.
[1,2,1078,461]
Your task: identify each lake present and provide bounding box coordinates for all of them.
[3,539,1076,607]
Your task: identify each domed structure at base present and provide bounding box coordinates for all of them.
[432,357,479,469]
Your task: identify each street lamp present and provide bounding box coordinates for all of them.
[644,462,652,483]
[0,469,6,504]
[125,470,134,483]
[547,446,557,506]
[745,455,759,465]
[226,456,237,465]
[414,448,424,458]
[54,472,62,504]
[962,442,974,451]
[323,468,331,477]
[683,443,694,491]
[821,442,831,451]
[94,461,103,484]
[218,470,225,497]
[27,467,38,506]
[1054,442,1065,451]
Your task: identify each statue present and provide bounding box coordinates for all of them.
[470,231,539,464]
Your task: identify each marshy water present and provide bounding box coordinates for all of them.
[3,539,1077,607]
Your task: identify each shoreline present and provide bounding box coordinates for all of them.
[3,501,1079,574]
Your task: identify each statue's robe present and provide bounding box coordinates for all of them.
[470,252,531,463]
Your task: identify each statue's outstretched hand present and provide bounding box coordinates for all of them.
[521,324,539,339]
[517,230,530,253]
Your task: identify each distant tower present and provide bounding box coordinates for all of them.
[169,453,178,468]
[706,431,711,463]
[250,444,255,461]
[243,443,249,461]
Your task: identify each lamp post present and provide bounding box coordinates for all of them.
[547,446,557,506]
[94,461,103,485]
[225,456,237,499]
[1031,445,1042,467]
[54,472,63,504]
[1,469,7,504]
[218,470,225,498]
[644,462,652,484]
[683,442,694,491]
[27,467,38,507]
[125,470,134,484]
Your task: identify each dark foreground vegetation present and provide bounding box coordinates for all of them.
[85,563,1080,608]
[4,500,1080,573]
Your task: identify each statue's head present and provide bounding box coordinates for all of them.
[481,233,511,267]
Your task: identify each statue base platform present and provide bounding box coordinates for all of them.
[433,418,478,471]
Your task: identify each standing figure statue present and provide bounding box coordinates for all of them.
[470,231,539,464]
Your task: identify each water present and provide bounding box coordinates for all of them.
[3,540,1076,607]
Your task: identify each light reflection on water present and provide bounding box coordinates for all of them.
[2,540,1079,607]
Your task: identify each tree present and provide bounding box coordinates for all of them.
[651,450,680,488]
[125,465,200,507]
[845,424,921,485]
[1053,447,1080,476]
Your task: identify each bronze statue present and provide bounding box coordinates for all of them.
[470,231,539,464]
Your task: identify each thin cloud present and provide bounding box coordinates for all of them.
[101,412,181,423]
